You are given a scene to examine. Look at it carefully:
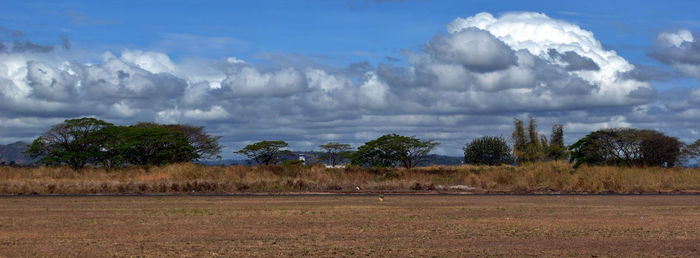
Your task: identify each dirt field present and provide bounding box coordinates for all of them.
[0,195,698,256]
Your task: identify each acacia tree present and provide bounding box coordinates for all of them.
[26,117,114,170]
[27,119,216,169]
[319,142,352,166]
[164,124,222,160]
[463,136,513,165]
[569,128,682,168]
[235,141,290,165]
[351,134,439,168]
[120,124,198,166]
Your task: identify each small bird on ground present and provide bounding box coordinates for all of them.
[378,193,384,202]
[355,186,360,191]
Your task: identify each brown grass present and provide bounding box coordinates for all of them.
[0,195,698,256]
[1,161,699,194]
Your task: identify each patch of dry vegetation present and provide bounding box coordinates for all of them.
[0,161,699,194]
[0,196,698,256]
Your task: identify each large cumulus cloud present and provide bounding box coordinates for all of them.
[1,12,699,158]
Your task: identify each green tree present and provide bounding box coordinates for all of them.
[511,118,527,162]
[319,142,352,166]
[351,134,439,168]
[26,117,114,170]
[546,124,568,160]
[463,136,514,165]
[118,124,198,166]
[94,125,128,169]
[568,131,607,168]
[27,119,216,169]
[512,117,554,163]
[525,117,545,162]
[569,128,682,168]
[163,124,222,160]
[235,141,290,165]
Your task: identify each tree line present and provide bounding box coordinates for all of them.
[463,117,697,168]
[26,117,221,170]
[24,117,700,170]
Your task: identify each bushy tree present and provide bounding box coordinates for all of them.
[118,124,198,166]
[26,117,114,170]
[569,128,682,168]
[235,141,290,165]
[27,118,217,169]
[163,124,222,160]
[319,142,352,166]
[463,136,513,165]
[351,134,439,168]
[95,125,129,169]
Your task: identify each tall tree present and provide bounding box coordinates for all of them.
[351,134,439,168]
[319,142,352,166]
[235,141,290,165]
[525,117,543,162]
[26,117,114,170]
[512,117,549,163]
[511,118,527,162]
[547,124,568,160]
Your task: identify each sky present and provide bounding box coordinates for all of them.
[1,0,700,159]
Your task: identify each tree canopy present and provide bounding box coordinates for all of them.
[512,117,567,164]
[235,141,290,165]
[351,134,439,168]
[163,124,222,160]
[27,117,114,170]
[463,136,513,166]
[319,142,352,166]
[118,124,198,166]
[546,124,568,161]
[26,118,219,170]
[569,128,682,168]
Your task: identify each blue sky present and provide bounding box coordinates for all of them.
[4,1,699,66]
[1,0,700,158]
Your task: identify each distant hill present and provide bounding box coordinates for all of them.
[0,141,32,165]
[422,155,463,166]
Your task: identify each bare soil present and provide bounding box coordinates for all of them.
[0,195,698,257]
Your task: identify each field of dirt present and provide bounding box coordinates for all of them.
[0,195,698,256]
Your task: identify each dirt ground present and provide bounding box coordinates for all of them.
[0,195,698,257]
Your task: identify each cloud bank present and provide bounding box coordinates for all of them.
[0,12,698,157]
